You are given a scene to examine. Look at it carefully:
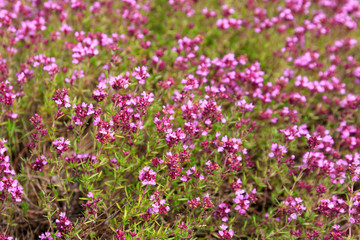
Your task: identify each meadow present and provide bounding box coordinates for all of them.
[0,0,360,239]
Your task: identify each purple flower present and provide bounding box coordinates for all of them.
[55,212,73,235]
[218,224,234,239]
[53,137,70,155]
[52,89,71,108]
[139,166,157,185]
[38,232,53,240]
[31,155,48,171]
[132,66,150,85]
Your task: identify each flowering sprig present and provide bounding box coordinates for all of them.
[55,212,73,237]
[139,166,157,185]
[52,137,70,155]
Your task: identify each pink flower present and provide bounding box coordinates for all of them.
[31,155,47,171]
[109,73,130,90]
[139,166,157,185]
[151,199,170,214]
[55,212,73,235]
[132,66,150,85]
[53,137,70,155]
[38,232,53,240]
[268,143,287,159]
[218,224,234,239]
[59,24,73,35]
[235,99,254,112]
[92,88,108,102]
[52,89,71,108]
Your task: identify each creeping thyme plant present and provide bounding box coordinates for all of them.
[0,0,360,239]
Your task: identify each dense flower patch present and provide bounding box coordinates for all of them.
[0,0,359,239]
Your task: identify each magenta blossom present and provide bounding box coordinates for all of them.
[55,212,73,235]
[53,137,70,155]
[218,224,234,239]
[132,66,150,85]
[139,166,157,185]
[38,232,53,240]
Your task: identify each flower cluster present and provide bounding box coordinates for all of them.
[82,192,101,215]
[55,212,73,238]
[28,114,47,148]
[218,224,234,240]
[139,166,157,185]
[31,155,47,172]
[52,137,71,155]
[0,139,23,203]
[52,89,71,108]
[132,66,150,85]
[279,197,307,221]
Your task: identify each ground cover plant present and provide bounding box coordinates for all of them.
[0,0,360,239]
